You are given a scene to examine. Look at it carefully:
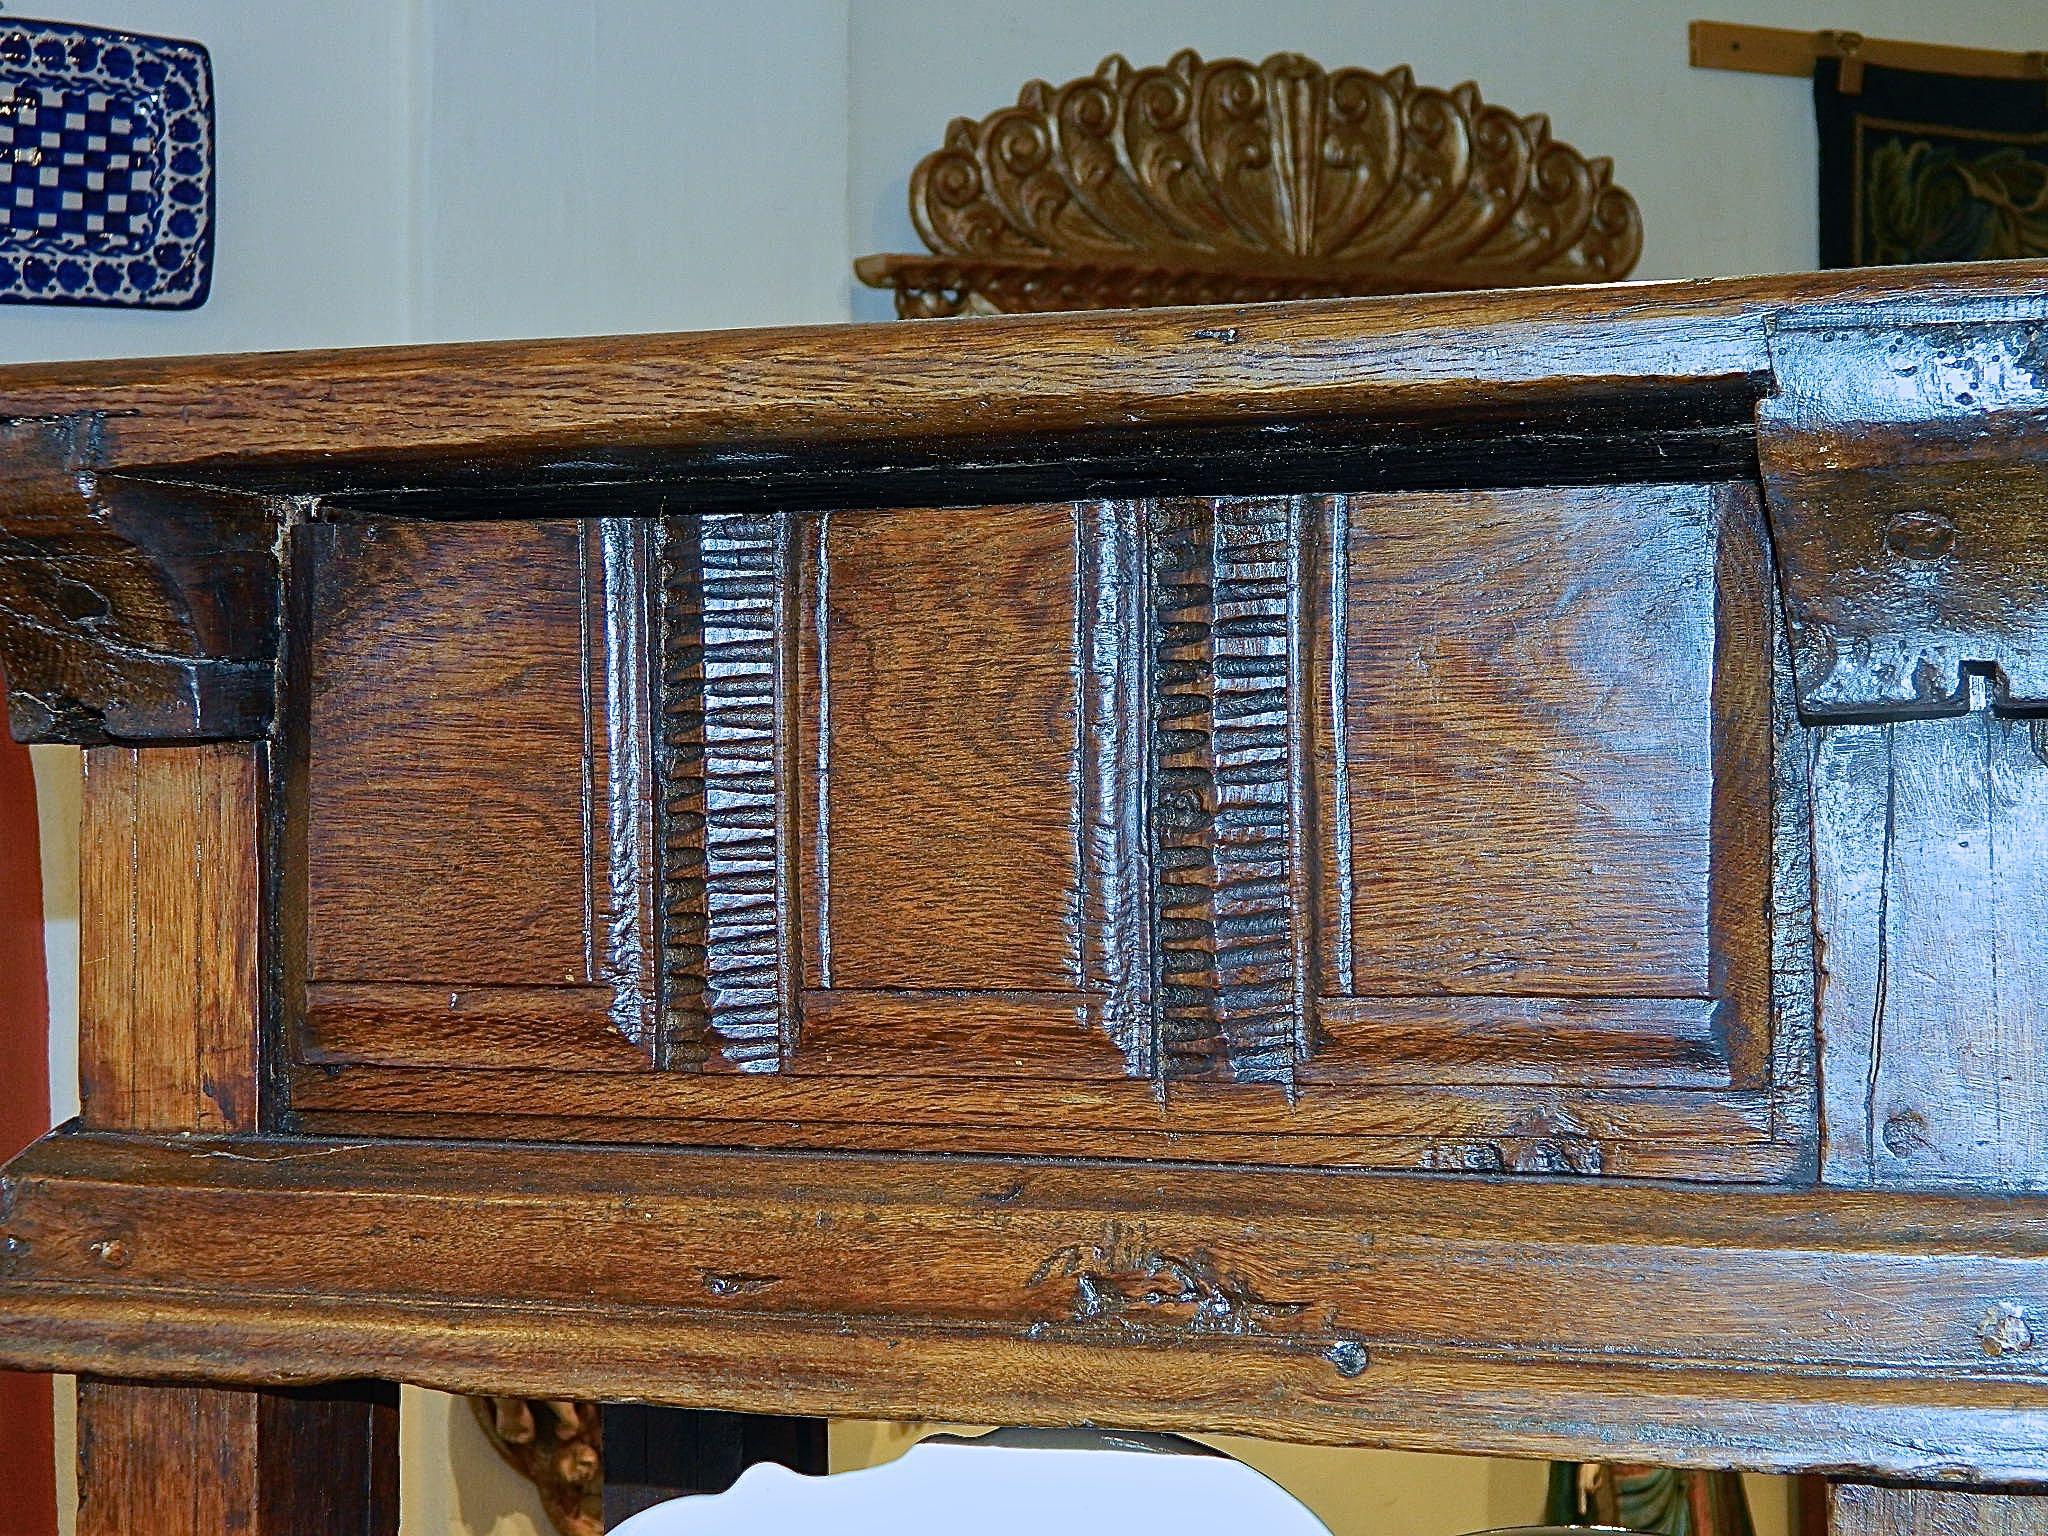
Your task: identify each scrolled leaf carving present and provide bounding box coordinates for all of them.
[471,1395,602,1536]
[857,50,1642,315]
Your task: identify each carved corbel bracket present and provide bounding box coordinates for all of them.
[475,1400,602,1536]
[1759,318,2048,719]
[0,414,277,744]
[472,1396,602,1536]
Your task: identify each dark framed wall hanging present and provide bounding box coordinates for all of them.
[0,16,214,308]
[1691,21,2048,267]
[1815,61,2047,267]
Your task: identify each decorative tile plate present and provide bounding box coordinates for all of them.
[0,17,212,308]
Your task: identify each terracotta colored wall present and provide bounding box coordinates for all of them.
[0,734,55,1536]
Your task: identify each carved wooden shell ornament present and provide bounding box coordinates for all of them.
[856,50,1643,315]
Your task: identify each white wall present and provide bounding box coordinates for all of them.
[10,0,2047,1531]
[846,0,2048,319]
[416,0,850,340]
[1,1,415,362]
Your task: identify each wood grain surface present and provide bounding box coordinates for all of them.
[7,258,2048,1499]
[1830,1484,2048,1536]
[304,520,605,988]
[1812,708,2048,1189]
[4,261,2043,479]
[1329,482,1774,1103]
[3,259,2043,745]
[79,745,261,1133]
[9,1129,2048,1483]
[76,1380,397,1536]
[296,518,656,1062]
[1761,317,2048,715]
[803,505,1085,992]
[0,419,274,744]
[288,486,1797,1180]
[70,747,397,1535]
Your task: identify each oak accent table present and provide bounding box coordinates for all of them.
[2,260,2047,1534]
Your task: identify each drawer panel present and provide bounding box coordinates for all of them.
[1318,482,1773,1093]
[296,518,657,1065]
[801,504,1089,993]
[287,485,1808,1178]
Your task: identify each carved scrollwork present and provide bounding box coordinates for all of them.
[471,1396,602,1536]
[856,50,1642,315]
[1025,1222,1370,1376]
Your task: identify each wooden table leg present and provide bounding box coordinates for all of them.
[71,747,399,1535]
[78,1380,398,1536]
[1830,1483,2048,1536]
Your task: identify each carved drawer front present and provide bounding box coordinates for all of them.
[289,484,1806,1178]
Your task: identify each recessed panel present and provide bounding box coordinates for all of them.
[297,518,655,1069]
[806,505,1085,992]
[1320,481,1775,1097]
[1344,484,1724,993]
[305,520,596,985]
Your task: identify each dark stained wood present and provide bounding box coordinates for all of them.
[3,261,2044,745]
[1305,996,1730,1089]
[0,418,274,745]
[655,512,790,1071]
[790,990,1128,1079]
[285,1108,1790,1180]
[306,520,611,987]
[287,484,1793,1179]
[9,1130,2048,1482]
[63,773,240,1090]
[282,1057,1776,1138]
[1149,495,1308,1083]
[1338,483,1761,997]
[68,747,396,1533]
[803,505,1085,993]
[6,262,2042,481]
[1325,482,1778,1107]
[76,1380,398,1536]
[298,517,656,1057]
[790,501,1150,1078]
[600,1404,825,1524]
[1829,1484,2048,1536]
[301,984,650,1071]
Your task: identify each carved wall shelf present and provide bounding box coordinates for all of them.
[855,50,1643,316]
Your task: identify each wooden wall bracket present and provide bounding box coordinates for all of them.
[855,50,1643,316]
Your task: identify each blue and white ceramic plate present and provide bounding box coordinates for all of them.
[0,17,213,308]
